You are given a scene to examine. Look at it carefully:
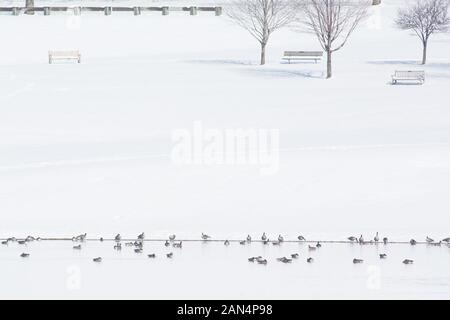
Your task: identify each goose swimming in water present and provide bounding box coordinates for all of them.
[291,253,299,259]
[169,235,176,241]
[410,239,417,245]
[20,253,30,258]
[173,241,182,248]
[383,237,388,244]
[374,232,379,242]
[73,245,82,250]
[148,254,156,258]
[403,259,414,265]
[298,235,306,241]
[201,233,211,240]
[353,258,364,264]
[307,257,314,263]
[379,254,387,259]
[93,257,102,263]
[166,252,173,258]
[261,233,267,241]
[115,234,121,242]
[426,236,434,243]
[224,240,230,246]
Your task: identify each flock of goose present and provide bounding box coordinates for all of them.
[2,232,449,265]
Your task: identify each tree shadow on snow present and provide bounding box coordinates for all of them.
[185,59,255,66]
[242,68,325,79]
[367,60,450,69]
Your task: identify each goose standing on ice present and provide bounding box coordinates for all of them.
[201,233,211,240]
[239,240,246,245]
[308,245,317,251]
[115,234,121,242]
[379,254,387,259]
[442,237,450,243]
[278,235,284,242]
[138,233,145,241]
[173,241,182,248]
[148,254,156,258]
[426,236,434,243]
[353,258,364,264]
[114,243,122,250]
[20,253,30,258]
[169,235,176,241]
[257,259,267,265]
[166,252,173,258]
[374,232,379,242]
[261,233,267,241]
[316,242,322,248]
[291,253,299,259]
[93,257,102,263]
[224,240,230,246]
[383,237,388,244]
[358,235,364,244]
[348,236,358,242]
[410,239,417,245]
[164,240,170,247]
[73,245,82,250]
[307,257,314,263]
[298,235,306,241]
[246,235,252,243]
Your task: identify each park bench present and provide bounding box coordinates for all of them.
[391,70,425,85]
[48,50,81,64]
[282,51,323,64]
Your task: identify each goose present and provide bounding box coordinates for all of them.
[442,237,450,243]
[239,240,246,245]
[164,241,170,247]
[201,233,211,240]
[246,235,252,242]
[403,259,414,265]
[298,235,306,241]
[263,239,270,245]
[100,237,104,242]
[426,236,434,243]
[348,236,358,242]
[272,241,280,246]
[147,254,156,258]
[138,233,145,240]
[224,240,230,246]
[25,236,35,242]
[125,242,134,246]
[261,233,267,241]
[114,234,121,242]
[169,234,176,241]
[353,258,364,264]
[73,245,82,250]
[358,235,364,244]
[166,252,173,258]
[383,237,388,244]
[248,256,262,262]
[257,259,267,265]
[20,253,30,258]
[307,257,314,263]
[114,243,122,250]
[374,232,379,242]
[278,235,284,242]
[1,241,8,245]
[93,257,102,263]
[316,242,322,248]
[410,239,417,245]
[173,241,182,248]
[277,257,292,263]
[134,248,143,253]
[308,245,317,251]
[291,253,299,259]
[429,241,441,247]
[379,254,387,259]
[18,240,26,245]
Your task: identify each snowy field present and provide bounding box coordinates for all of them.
[1,0,450,299]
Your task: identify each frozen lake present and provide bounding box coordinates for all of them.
[1,239,449,299]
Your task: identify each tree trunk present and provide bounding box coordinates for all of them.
[260,43,266,65]
[326,49,332,79]
[421,41,427,65]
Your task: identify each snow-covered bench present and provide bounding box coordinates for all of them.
[48,50,81,64]
[391,70,425,85]
[282,51,323,64]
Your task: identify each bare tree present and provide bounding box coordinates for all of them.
[396,0,450,65]
[297,0,370,78]
[227,0,296,65]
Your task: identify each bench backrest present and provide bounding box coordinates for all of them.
[284,51,323,57]
[394,70,425,78]
[49,50,80,57]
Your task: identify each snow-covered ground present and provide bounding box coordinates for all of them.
[0,0,449,299]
